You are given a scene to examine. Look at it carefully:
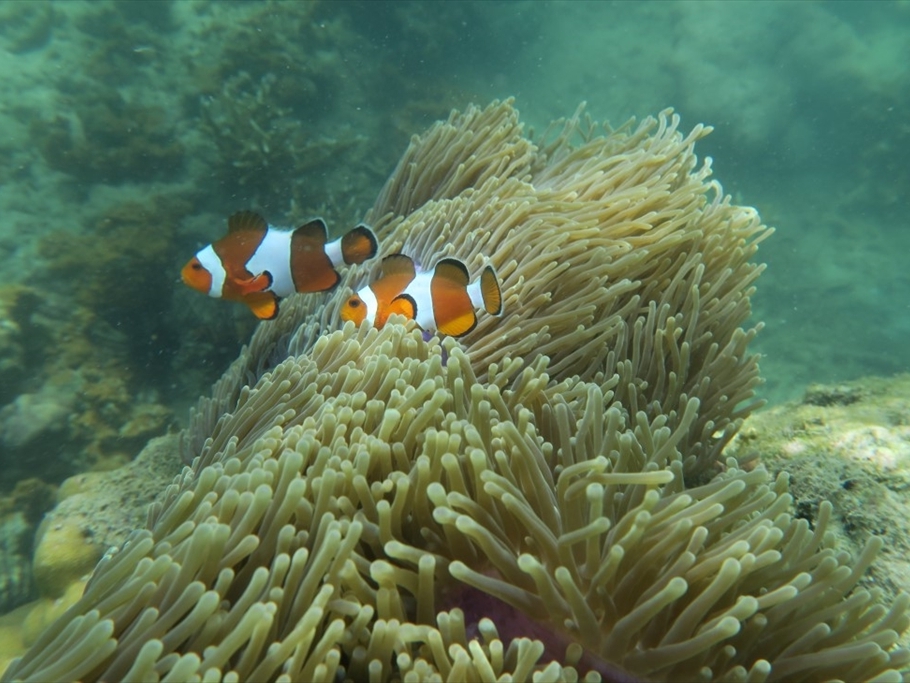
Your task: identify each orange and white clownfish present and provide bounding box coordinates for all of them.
[341,253,502,337]
[181,210,378,320]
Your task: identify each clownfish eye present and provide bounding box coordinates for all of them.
[192,262,204,270]
[348,298,360,307]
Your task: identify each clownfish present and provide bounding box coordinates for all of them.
[341,253,502,337]
[181,210,378,320]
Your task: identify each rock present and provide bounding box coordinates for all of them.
[0,512,35,613]
[31,433,184,598]
[0,287,44,400]
[0,376,79,450]
[117,402,173,448]
[725,373,910,603]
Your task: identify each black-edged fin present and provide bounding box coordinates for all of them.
[480,266,503,316]
[341,224,379,265]
[381,253,417,279]
[228,210,268,233]
[388,293,417,321]
[433,258,476,337]
[434,257,470,286]
[290,221,339,293]
[246,291,280,320]
[438,309,477,337]
[293,218,329,244]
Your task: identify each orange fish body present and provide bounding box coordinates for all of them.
[182,210,377,319]
[341,254,502,337]
[340,254,417,329]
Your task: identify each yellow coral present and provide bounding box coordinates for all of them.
[31,518,103,599]
[0,581,85,675]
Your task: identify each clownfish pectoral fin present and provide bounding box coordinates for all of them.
[388,293,417,322]
[236,270,273,295]
[228,210,268,233]
[245,291,280,320]
[479,266,503,316]
[340,224,378,265]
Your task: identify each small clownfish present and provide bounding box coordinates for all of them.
[181,210,378,320]
[341,253,503,337]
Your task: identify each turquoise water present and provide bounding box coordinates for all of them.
[0,0,906,490]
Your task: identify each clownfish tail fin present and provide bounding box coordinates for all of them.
[341,224,379,265]
[474,265,502,316]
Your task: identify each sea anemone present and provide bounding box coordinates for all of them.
[6,101,906,682]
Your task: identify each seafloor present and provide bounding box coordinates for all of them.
[0,0,907,677]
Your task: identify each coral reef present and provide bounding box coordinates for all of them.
[0,3,54,54]
[0,371,82,492]
[0,480,56,614]
[30,434,183,599]
[0,514,34,615]
[189,1,479,225]
[38,196,187,326]
[0,195,185,489]
[0,286,40,406]
[6,101,907,681]
[0,377,77,454]
[198,70,373,222]
[28,90,184,186]
[0,581,86,675]
[189,1,384,224]
[31,519,103,601]
[0,345,173,492]
[0,479,57,530]
[725,373,910,613]
[0,435,183,670]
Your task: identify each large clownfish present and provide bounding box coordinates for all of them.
[341,253,502,337]
[181,210,378,320]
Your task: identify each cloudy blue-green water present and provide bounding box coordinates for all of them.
[0,0,906,497]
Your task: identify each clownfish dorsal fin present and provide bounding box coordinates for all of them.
[246,291,280,320]
[341,224,379,265]
[433,258,470,287]
[381,253,417,279]
[228,210,268,234]
[293,218,329,244]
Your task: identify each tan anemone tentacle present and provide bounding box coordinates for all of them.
[10,101,908,683]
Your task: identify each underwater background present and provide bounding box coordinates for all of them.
[0,0,907,647]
